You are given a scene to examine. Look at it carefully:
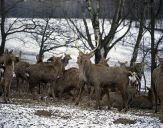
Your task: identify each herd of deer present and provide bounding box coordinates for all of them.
[0,47,162,123]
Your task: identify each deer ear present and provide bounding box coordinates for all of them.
[5,49,9,54]
[9,50,13,54]
[106,57,110,61]
[118,61,121,64]
[79,51,84,56]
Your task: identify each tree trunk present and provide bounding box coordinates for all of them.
[130,2,145,66]
[0,0,6,55]
[0,36,6,54]
[37,47,44,63]
[150,0,156,77]
[95,49,101,64]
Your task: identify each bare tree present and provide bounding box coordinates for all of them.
[67,0,132,63]
[27,18,71,60]
[129,0,147,66]
[0,0,36,54]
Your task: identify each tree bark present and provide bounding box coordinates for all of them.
[150,0,157,79]
[130,1,145,66]
[0,0,6,54]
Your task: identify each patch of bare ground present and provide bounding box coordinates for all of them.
[35,110,52,117]
[113,118,136,125]
[129,108,160,118]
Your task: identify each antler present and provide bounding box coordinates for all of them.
[73,33,83,53]
[89,35,100,54]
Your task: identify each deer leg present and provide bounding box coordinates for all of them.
[75,81,84,105]
[16,77,20,95]
[28,82,37,100]
[3,84,7,103]
[38,83,41,94]
[94,84,101,110]
[104,88,111,109]
[51,82,56,100]
[159,94,163,122]
[71,89,77,101]
[6,81,11,102]
[86,85,92,106]
[0,85,2,96]
[59,89,64,99]
[154,92,158,113]
[121,89,128,112]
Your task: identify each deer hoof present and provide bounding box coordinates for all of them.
[75,102,79,106]
[107,106,111,110]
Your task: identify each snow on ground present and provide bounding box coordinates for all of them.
[0,102,162,128]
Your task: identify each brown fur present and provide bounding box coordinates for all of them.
[152,58,163,122]
[26,56,63,99]
[56,67,80,99]
[101,86,138,110]
[129,88,153,109]
[15,61,30,94]
[76,52,130,110]
[98,57,110,67]
[61,54,72,68]
[0,50,18,103]
[118,61,144,77]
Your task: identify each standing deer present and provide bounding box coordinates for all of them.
[26,56,63,99]
[75,41,131,110]
[152,58,163,122]
[0,49,18,103]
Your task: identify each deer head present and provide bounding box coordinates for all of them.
[47,56,63,77]
[99,57,110,67]
[118,61,128,67]
[4,49,18,66]
[62,53,72,67]
[76,34,100,65]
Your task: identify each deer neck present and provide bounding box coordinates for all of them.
[62,58,68,67]
[79,61,92,82]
